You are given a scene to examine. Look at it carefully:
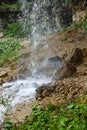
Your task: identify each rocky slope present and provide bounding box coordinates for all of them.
[4,26,86,122]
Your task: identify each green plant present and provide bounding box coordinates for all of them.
[72,20,87,34]
[4,22,25,38]
[0,2,20,10]
[82,21,87,33]
[3,102,87,130]
[0,40,21,66]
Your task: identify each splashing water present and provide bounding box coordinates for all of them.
[0,0,63,122]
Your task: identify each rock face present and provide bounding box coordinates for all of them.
[36,48,84,100]
[0,0,73,31]
[55,62,77,79]
[48,56,63,70]
[58,7,72,27]
[65,48,83,65]
[0,8,19,28]
[36,83,57,99]
[0,0,19,29]
[55,48,83,79]
[31,56,64,78]
[0,0,18,4]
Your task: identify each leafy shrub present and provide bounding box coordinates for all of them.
[4,22,25,38]
[0,40,21,66]
[72,20,87,34]
[4,103,87,130]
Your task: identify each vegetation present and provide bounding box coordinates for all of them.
[0,2,20,10]
[0,40,21,66]
[0,1,86,130]
[4,22,25,38]
[3,101,87,130]
[73,20,87,33]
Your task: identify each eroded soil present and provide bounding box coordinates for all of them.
[1,27,87,122]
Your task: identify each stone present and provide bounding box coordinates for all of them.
[35,93,43,99]
[0,70,8,77]
[58,7,73,27]
[38,97,42,101]
[55,86,59,93]
[48,56,63,71]
[36,82,58,99]
[55,62,77,79]
[36,85,47,94]
[42,89,50,97]
[47,83,57,92]
[67,93,73,101]
[65,48,83,65]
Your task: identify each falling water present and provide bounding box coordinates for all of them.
[19,0,62,76]
[19,0,61,37]
[0,0,64,123]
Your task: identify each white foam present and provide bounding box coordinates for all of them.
[0,76,52,122]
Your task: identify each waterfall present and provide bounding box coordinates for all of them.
[19,0,61,38]
[19,0,62,77]
[0,0,65,123]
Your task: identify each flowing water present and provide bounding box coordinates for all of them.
[0,0,63,123]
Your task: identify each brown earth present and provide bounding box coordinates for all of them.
[1,26,87,122]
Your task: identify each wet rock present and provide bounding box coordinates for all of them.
[36,82,57,99]
[42,89,51,97]
[32,83,38,88]
[48,56,63,70]
[65,48,83,65]
[58,7,73,27]
[32,56,63,77]
[35,93,43,99]
[47,83,57,92]
[36,85,47,94]
[55,62,77,79]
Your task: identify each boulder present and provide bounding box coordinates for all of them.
[36,82,57,99]
[58,7,73,27]
[42,89,51,97]
[55,62,77,79]
[48,56,63,71]
[65,48,83,65]
[36,85,47,94]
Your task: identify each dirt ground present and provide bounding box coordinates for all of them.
[6,26,87,122]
